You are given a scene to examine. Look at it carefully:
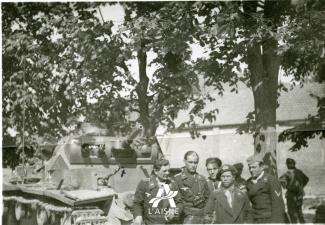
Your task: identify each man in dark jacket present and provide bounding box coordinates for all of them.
[246,154,286,223]
[281,158,309,223]
[133,159,182,225]
[205,165,252,224]
[174,151,210,224]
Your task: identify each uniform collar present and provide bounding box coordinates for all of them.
[220,184,235,192]
[208,177,219,182]
[181,168,198,180]
[149,175,172,189]
[251,171,265,183]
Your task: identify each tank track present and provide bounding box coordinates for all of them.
[3,195,108,225]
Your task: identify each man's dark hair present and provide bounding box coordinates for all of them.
[233,163,244,171]
[206,157,222,167]
[184,151,199,160]
[153,158,170,170]
[286,158,296,165]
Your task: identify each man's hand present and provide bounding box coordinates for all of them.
[164,209,176,222]
[134,216,143,225]
[204,214,213,224]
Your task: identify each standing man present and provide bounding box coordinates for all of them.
[133,159,182,225]
[205,165,253,224]
[233,163,247,192]
[246,154,286,223]
[174,151,210,224]
[281,158,309,223]
[205,157,222,192]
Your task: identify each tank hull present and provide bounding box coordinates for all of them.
[3,183,114,225]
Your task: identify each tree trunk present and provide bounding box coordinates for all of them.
[247,38,280,177]
[136,40,156,137]
[243,0,282,177]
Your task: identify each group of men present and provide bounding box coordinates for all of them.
[132,151,309,224]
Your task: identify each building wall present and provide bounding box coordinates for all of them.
[158,125,325,196]
[157,128,220,175]
[157,127,254,177]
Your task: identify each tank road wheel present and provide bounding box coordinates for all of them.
[14,202,26,221]
[49,211,58,225]
[30,202,38,210]
[60,212,71,225]
[3,204,8,216]
[36,207,48,225]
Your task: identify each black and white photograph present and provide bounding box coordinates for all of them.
[2,1,325,224]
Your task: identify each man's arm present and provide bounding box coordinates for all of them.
[269,175,286,223]
[202,177,211,202]
[133,180,145,225]
[165,181,183,222]
[243,194,253,223]
[204,192,216,223]
[297,169,309,187]
[173,182,183,213]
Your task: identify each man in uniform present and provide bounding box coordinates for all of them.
[246,154,286,223]
[133,159,182,225]
[233,163,247,192]
[281,158,309,223]
[205,157,222,192]
[205,165,253,224]
[174,151,210,224]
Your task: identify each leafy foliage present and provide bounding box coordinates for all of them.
[279,95,325,151]
[2,2,217,166]
[190,0,325,152]
[2,1,324,168]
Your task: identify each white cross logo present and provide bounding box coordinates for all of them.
[149,184,178,208]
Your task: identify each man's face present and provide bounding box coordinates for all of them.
[236,167,243,177]
[155,164,170,181]
[286,162,295,170]
[221,171,235,188]
[206,163,219,179]
[248,162,264,178]
[184,154,199,173]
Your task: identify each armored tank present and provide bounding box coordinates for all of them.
[3,123,162,225]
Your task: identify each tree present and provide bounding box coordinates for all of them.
[192,0,325,175]
[2,2,124,158]
[3,1,324,173]
[2,2,215,165]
